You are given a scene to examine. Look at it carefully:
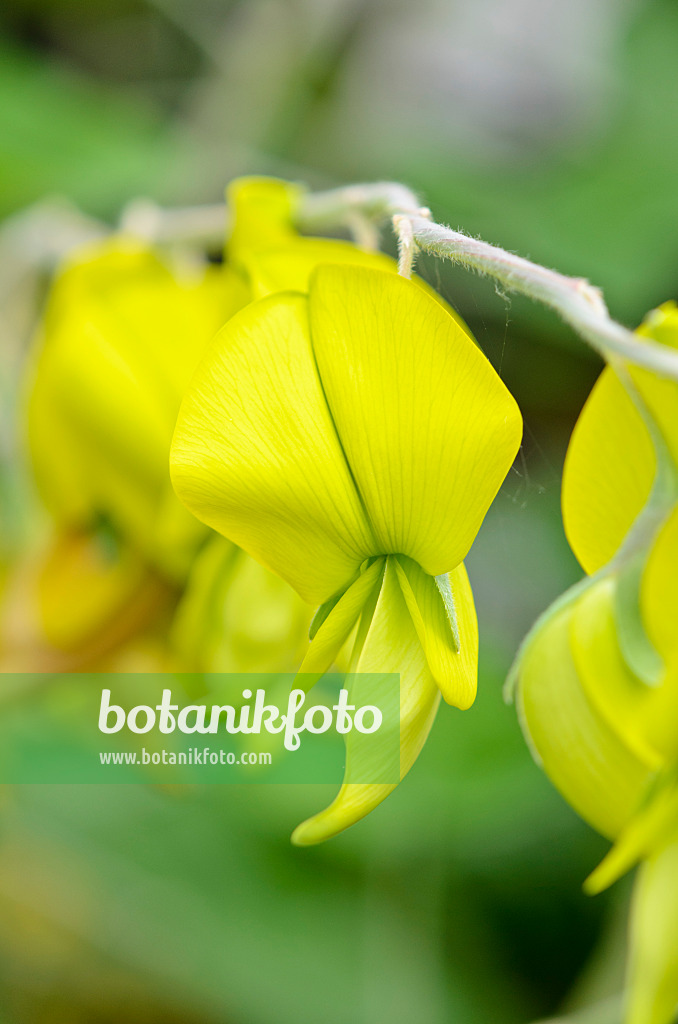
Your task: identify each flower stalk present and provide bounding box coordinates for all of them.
[299,182,678,381]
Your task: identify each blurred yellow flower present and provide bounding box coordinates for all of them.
[15,229,312,673]
[226,176,398,298]
[28,237,246,581]
[514,302,678,1024]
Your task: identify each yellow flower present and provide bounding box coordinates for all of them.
[0,527,169,670]
[226,176,398,298]
[171,262,522,842]
[28,237,246,581]
[171,535,309,674]
[513,302,678,1024]
[8,237,243,667]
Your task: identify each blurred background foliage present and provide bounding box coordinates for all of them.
[0,0,677,1021]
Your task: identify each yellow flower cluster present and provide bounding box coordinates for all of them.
[513,303,678,1024]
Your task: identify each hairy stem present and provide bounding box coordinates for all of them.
[298,182,678,382]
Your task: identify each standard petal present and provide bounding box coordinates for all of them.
[627,838,678,1024]
[394,556,478,709]
[170,292,377,605]
[633,302,678,467]
[517,603,654,839]
[291,556,441,845]
[240,240,397,299]
[562,366,657,575]
[309,265,522,576]
[29,266,171,525]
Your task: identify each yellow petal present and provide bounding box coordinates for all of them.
[633,302,678,467]
[36,529,152,653]
[226,175,399,298]
[291,557,441,845]
[569,578,666,770]
[309,265,522,576]
[627,838,678,1024]
[240,239,397,299]
[586,773,678,894]
[517,602,653,839]
[394,556,478,709]
[28,238,241,574]
[642,504,678,663]
[562,366,657,575]
[172,265,521,604]
[170,292,376,605]
[176,540,310,673]
[637,301,678,349]
[295,558,386,689]
[226,177,303,261]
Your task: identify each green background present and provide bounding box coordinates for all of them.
[0,673,401,785]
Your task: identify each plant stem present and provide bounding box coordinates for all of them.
[298,182,678,382]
